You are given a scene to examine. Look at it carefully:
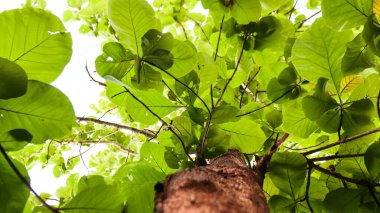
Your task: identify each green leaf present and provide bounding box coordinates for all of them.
[95,42,135,79]
[292,18,352,93]
[322,0,372,30]
[0,154,30,213]
[108,0,158,55]
[0,58,27,99]
[323,188,362,213]
[165,41,197,78]
[62,183,124,212]
[342,99,375,133]
[268,152,307,197]
[114,163,165,213]
[316,108,340,133]
[230,0,261,25]
[341,34,375,75]
[0,8,72,83]
[348,74,380,101]
[365,141,380,181]
[363,17,380,57]
[268,195,295,213]
[106,82,181,125]
[266,78,300,103]
[211,104,239,124]
[172,115,194,146]
[265,109,282,129]
[140,142,178,174]
[302,78,338,121]
[0,80,76,142]
[0,129,32,151]
[283,100,319,138]
[141,29,174,70]
[260,0,292,13]
[220,118,266,153]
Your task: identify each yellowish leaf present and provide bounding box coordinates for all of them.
[340,75,364,93]
[374,0,380,23]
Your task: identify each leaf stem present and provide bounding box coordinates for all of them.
[309,153,365,161]
[214,15,225,61]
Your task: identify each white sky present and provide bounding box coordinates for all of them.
[1,0,318,198]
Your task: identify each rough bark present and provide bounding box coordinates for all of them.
[155,150,269,213]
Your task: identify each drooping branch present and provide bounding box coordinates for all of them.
[239,66,261,108]
[307,159,380,187]
[77,117,155,138]
[302,128,380,155]
[0,145,59,213]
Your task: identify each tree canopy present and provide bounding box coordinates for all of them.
[0,0,380,212]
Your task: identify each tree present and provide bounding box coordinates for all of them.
[0,0,380,212]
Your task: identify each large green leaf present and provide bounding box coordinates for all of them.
[114,163,165,213]
[268,195,295,213]
[0,8,72,83]
[0,129,32,151]
[283,100,319,138]
[62,183,124,212]
[260,0,292,13]
[323,188,362,213]
[165,41,197,78]
[0,154,30,213]
[292,18,352,94]
[0,58,27,99]
[364,141,380,181]
[322,0,372,30]
[108,0,158,55]
[230,0,261,25]
[341,34,375,75]
[268,152,307,198]
[0,80,75,142]
[220,118,266,153]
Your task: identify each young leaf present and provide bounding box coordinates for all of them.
[268,195,295,213]
[230,0,261,25]
[340,75,364,94]
[0,58,27,99]
[0,80,76,142]
[268,152,307,198]
[0,8,72,83]
[292,18,352,94]
[108,0,158,55]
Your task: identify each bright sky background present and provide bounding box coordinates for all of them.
[2,0,319,199]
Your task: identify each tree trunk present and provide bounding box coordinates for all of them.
[155,150,269,213]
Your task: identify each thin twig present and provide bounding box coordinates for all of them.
[237,84,300,117]
[214,15,225,61]
[302,128,380,155]
[305,166,314,213]
[239,67,261,108]
[377,88,380,120]
[186,15,210,44]
[85,62,106,86]
[0,145,59,213]
[97,106,119,120]
[174,17,188,40]
[369,187,380,208]
[309,153,365,162]
[76,117,155,138]
[214,34,247,107]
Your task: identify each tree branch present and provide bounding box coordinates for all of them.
[77,117,155,138]
[0,145,59,213]
[302,128,380,155]
[307,159,380,187]
[85,62,106,86]
[309,153,365,162]
[214,15,225,61]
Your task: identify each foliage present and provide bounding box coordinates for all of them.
[0,0,380,212]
